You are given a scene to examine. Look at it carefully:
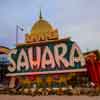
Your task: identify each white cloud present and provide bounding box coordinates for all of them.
[60,21,100,51]
[0,0,100,51]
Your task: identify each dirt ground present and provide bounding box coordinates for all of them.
[0,95,100,100]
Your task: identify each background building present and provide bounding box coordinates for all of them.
[0,46,10,85]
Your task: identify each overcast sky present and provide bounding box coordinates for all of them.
[0,0,100,52]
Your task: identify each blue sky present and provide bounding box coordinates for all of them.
[0,0,100,52]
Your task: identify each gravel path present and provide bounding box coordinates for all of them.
[0,95,100,100]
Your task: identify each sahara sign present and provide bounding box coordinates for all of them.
[7,38,86,76]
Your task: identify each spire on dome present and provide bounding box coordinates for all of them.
[39,9,43,20]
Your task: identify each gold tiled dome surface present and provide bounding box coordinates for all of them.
[31,19,53,34]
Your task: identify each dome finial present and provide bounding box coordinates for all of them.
[39,9,43,20]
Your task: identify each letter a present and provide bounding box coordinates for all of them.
[41,46,55,69]
[17,49,29,71]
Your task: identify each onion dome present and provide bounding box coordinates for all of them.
[31,19,53,34]
[25,11,59,43]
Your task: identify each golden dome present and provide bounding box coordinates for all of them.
[25,11,59,43]
[31,19,53,34]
